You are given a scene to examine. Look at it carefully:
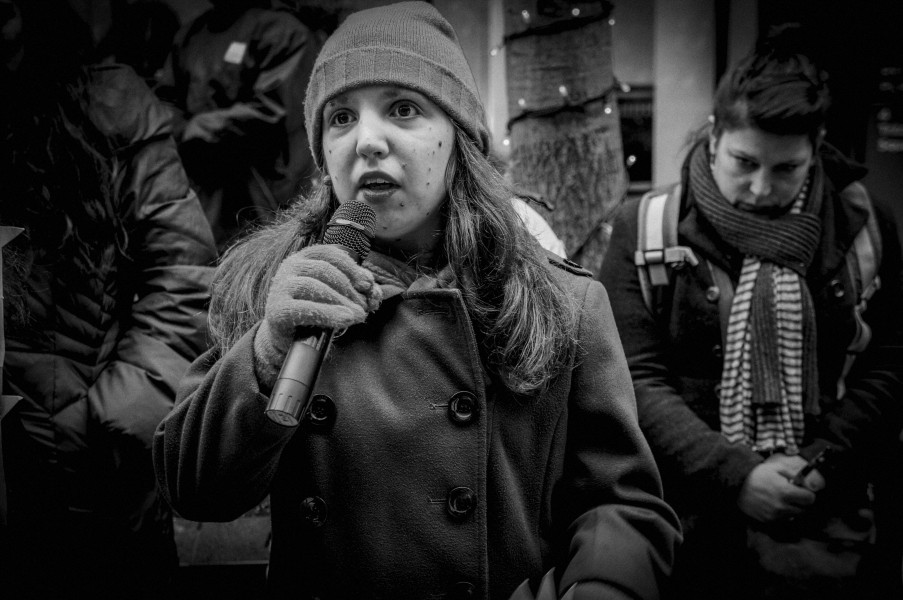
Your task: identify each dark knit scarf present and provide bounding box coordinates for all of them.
[688,141,823,453]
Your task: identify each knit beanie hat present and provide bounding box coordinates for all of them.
[304,1,489,169]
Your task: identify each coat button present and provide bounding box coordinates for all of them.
[705,286,720,302]
[451,581,476,599]
[300,496,328,528]
[308,394,336,426]
[830,279,845,298]
[446,487,477,521]
[448,391,479,425]
[712,344,723,359]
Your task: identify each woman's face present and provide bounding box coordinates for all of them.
[709,126,815,214]
[322,84,455,257]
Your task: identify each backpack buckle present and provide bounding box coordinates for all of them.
[634,246,699,268]
[635,246,698,286]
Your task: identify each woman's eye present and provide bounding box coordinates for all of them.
[329,110,354,127]
[391,101,420,118]
[734,157,756,170]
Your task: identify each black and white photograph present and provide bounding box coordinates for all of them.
[2,1,901,598]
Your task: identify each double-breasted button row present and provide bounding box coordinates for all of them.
[308,392,480,428]
[301,488,479,527]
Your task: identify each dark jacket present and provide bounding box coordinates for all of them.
[154,251,681,600]
[598,145,903,596]
[1,64,217,597]
[157,6,319,249]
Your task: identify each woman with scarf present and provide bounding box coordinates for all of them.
[154,3,680,599]
[598,33,903,599]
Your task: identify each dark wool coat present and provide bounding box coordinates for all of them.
[154,252,681,600]
[598,145,903,598]
[1,65,217,597]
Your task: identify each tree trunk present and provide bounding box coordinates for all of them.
[503,0,626,273]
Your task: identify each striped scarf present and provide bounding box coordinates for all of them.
[689,142,823,454]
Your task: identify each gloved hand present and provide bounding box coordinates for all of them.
[253,244,382,386]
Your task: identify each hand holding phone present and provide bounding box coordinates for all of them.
[790,447,833,487]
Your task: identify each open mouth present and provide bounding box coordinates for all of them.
[361,180,397,191]
[358,172,400,196]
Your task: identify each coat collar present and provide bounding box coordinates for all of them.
[364,251,457,300]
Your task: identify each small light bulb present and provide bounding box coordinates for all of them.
[621,83,631,93]
[558,85,568,97]
[571,8,580,17]
[604,106,612,115]
[490,47,499,57]
[518,98,526,107]
[521,9,530,22]
[608,18,616,26]
[503,138,511,146]
[626,155,637,167]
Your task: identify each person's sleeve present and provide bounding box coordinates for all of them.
[596,200,763,509]
[153,324,297,521]
[804,199,903,466]
[152,23,193,136]
[84,65,217,474]
[179,12,314,152]
[550,278,681,599]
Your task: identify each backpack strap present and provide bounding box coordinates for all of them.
[705,260,735,349]
[837,181,882,399]
[634,183,699,315]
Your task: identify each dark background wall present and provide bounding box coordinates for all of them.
[758,0,903,232]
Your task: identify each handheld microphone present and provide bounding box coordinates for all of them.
[265,201,377,427]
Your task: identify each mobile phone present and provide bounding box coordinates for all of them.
[790,447,833,486]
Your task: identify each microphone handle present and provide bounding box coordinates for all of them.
[264,242,366,427]
[265,327,334,427]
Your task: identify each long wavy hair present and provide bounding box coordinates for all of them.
[2,0,127,326]
[210,124,577,395]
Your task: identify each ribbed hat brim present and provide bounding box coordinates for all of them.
[303,1,489,169]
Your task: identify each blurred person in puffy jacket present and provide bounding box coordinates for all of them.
[0,0,217,598]
[156,0,320,251]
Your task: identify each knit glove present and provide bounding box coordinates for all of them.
[253,244,382,387]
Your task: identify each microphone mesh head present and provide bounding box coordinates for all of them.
[323,201,377,260]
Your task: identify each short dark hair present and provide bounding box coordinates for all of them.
[712,25,830,144]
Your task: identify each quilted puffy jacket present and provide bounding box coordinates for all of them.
[1,64,217,597]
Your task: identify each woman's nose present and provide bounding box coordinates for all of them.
[355,114,389,159]
[749,170,772,198]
